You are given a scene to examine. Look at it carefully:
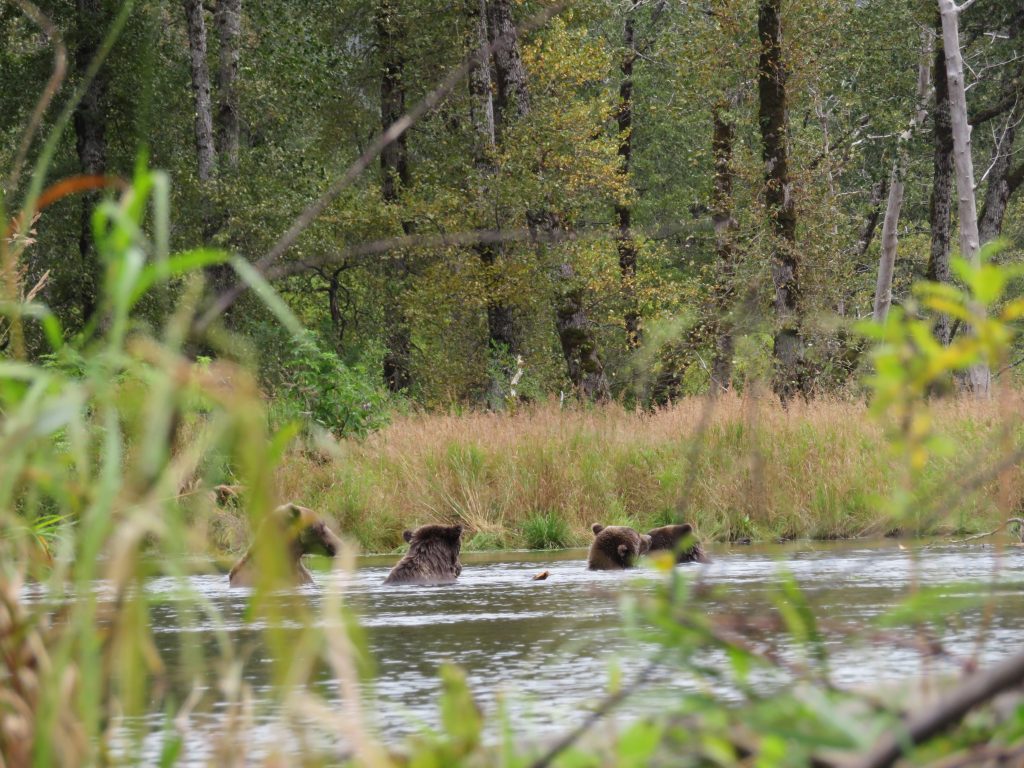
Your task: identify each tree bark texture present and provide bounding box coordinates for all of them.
[73,0,107,324]
[486,0,530,139]
[939,0,990,396]
[757,0,802,400]
[710,99,739,392]
[214,0,241,168]
[468,0,496,158]
[979,153,1024,245]
[184,0,215,184]
[377,0,413,393]
[873,32,932,324]
[616,5,641,351]
[928,24,954,345]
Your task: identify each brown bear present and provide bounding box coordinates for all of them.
[587,524,652,570]
[228,503,343,587]
[646,523,709,564]
[383,523,464,585]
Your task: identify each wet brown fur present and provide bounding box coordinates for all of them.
[383,524,463,585]
[587,524,652,570]
[646,524,709,564]
[228,503,343,587]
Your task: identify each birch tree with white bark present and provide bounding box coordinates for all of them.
[937,0,991,396]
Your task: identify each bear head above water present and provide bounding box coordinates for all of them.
[646,523,710,564]
[383,523,464,585]
[587,524,652,570]
[228,503,343,588]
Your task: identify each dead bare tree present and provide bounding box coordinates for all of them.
[938,0,991,396]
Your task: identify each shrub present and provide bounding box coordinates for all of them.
[520,511,572,550]
[275,330,390,438]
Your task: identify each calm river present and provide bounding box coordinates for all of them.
[24,539,1024,763]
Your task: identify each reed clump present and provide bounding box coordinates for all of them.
[264,393,1024,553]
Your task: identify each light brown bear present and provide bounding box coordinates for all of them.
[383,524,463,585]
[587,524,652,570]
[646,523,709,564]
[228,503,343,587]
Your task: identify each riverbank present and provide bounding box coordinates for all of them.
[213,393,1024,554]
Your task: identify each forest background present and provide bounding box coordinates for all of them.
[4,0,1024,552]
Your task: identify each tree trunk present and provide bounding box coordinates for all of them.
[938,0,990,395]
[977,14,1023,245]
[487,0,609,400]
[214,0,241,168]
[616,4,641,351]
[873,32,932,324]
[184,0,215,184]
[928,23,954,345]
[553,261,612,402]
[757,0,802,401]
[710,98,739,392]
[486,0,530,140]
[979,155,1024,245]
[377,0,413,393]
[856,178,887,263]
[470,0,519,406]
[468,0,496,156]
[73,0,107,325]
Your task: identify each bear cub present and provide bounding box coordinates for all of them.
[229,503,344,587]
[587,524,652,570]
[646,523,709,564]
[384,523,464,585]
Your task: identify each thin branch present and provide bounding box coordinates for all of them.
[194,2,567,334]
[923,517,1024,547]
[528,657,662,768]
[849,647,1024,768]
[267,221,694,282]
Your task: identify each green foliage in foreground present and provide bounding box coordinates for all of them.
[2,169,1024,766]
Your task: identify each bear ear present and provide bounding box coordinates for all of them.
[640,534,653,553]
[617,543,629,558]
[592,524,605,536]
[274,503,302,522]
[403,530,414,543]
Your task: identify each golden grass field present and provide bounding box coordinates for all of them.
[211,391,1024,554]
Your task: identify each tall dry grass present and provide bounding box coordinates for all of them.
[264,391,1024,553]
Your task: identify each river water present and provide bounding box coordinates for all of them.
[24,539,1024,763]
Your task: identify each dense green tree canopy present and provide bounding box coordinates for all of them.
[2,0,1022,407]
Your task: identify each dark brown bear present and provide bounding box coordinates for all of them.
[383,523,464,585]
[646,523,709,564]
[587,524,652,570]
[229,503,343,587]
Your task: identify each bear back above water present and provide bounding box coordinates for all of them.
[228,503,343,588]
[646,523,709,564]
[587,524,652,570]
[383,523,464,585]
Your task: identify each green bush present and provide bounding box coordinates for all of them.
[275,330,391,438]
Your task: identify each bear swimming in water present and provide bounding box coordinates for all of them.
[587,524,652,570]
[646,523,709,564]
[383,523,464,585]
[228,503,343,587]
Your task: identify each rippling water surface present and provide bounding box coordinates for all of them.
[23,540,1024,763]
